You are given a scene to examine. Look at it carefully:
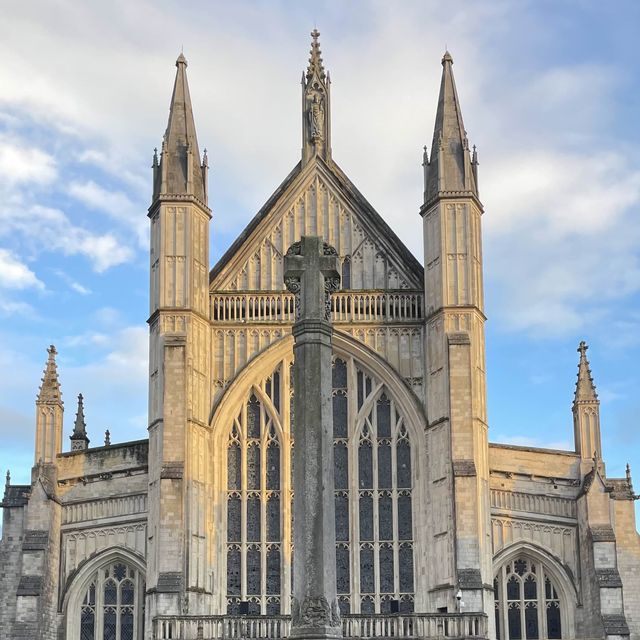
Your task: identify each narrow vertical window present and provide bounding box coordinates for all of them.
[225,375,284,615]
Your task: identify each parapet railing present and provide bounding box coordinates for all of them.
[210,290,424,324]
[152,612,487,639]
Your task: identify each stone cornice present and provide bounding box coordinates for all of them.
[148,193,212,218]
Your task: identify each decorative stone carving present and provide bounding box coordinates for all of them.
[308,92,325,141]
[324,275,340,320]
[292,595,341,628]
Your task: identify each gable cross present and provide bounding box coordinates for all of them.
[284,236,340,322]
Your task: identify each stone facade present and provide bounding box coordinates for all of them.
[1,32,639,640]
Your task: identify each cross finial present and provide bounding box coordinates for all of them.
[284,237,340,323]
[578,340,588,357]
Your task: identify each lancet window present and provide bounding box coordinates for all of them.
[224,356,415,615]
[494,557,563,640]
[226,368,284,615]
[78,561,144,640]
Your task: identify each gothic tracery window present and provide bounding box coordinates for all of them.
[494,557,563,640]
[79,561,144,640]
[226,369,283,615]
[224,356,415,615]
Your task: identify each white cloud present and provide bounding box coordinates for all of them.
[0,137,57,186]
[70,281,91,295]
[0,249,44,290]
[0,298,37,317]
[0,204,134,272]
[67,180,147,245]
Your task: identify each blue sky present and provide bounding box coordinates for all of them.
[0,1,639,518]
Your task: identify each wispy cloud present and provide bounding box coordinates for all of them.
[0,248,44,290]
[67,180,147,245]
[0,204,134,272]
[0,136,57,186]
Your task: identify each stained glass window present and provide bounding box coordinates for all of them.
[225,369,284,614]
[495,556,564,639]
[223,356,415,614]
[78,561,144,640]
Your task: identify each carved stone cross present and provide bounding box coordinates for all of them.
[284,236,342,640]
[284,236,340,323]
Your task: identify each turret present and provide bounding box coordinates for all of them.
[420,52,492,629]
[573,341,602,467]
[34,345,63,463]
[147,53,213,620]
[301,29,332,165]
[69,393,89,451]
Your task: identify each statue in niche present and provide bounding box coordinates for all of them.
[308,89,325,141]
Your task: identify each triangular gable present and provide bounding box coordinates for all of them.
[210,157,424,292]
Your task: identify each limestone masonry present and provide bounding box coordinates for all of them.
[1,31,639,640]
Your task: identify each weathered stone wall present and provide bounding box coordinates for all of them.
[0,487,28,640]
[613,499,640,639]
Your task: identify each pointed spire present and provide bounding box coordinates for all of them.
[306,28,326,82]
[424,51,478,205]
[302,29,331,165]
[70,393,89,450]
[37,345,62,404]
[574,341,599,404]
[154,52,207,205]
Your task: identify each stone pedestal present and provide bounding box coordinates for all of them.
[284,236,342,640]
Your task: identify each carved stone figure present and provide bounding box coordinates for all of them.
[308,91,325,141]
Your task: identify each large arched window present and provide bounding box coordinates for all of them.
[494,556,562,640]
[223,355,415,615]
[78,560,144,640]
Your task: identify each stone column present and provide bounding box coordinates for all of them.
[284,236,341,640]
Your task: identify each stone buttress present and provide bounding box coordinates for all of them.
[146,53,213,623]
[1,347,64,640]
[420,51,493,627]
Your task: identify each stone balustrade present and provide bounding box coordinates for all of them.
[211,290,424,324]
[152,612,487,639]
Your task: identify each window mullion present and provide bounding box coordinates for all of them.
[241,433,247,602]
[97,569,104,640]
[372,407,380,612]
[116,576,121,640]
[261,416,268,614]
[501,565,508,640]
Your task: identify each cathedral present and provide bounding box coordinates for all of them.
[1,31,639,640]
